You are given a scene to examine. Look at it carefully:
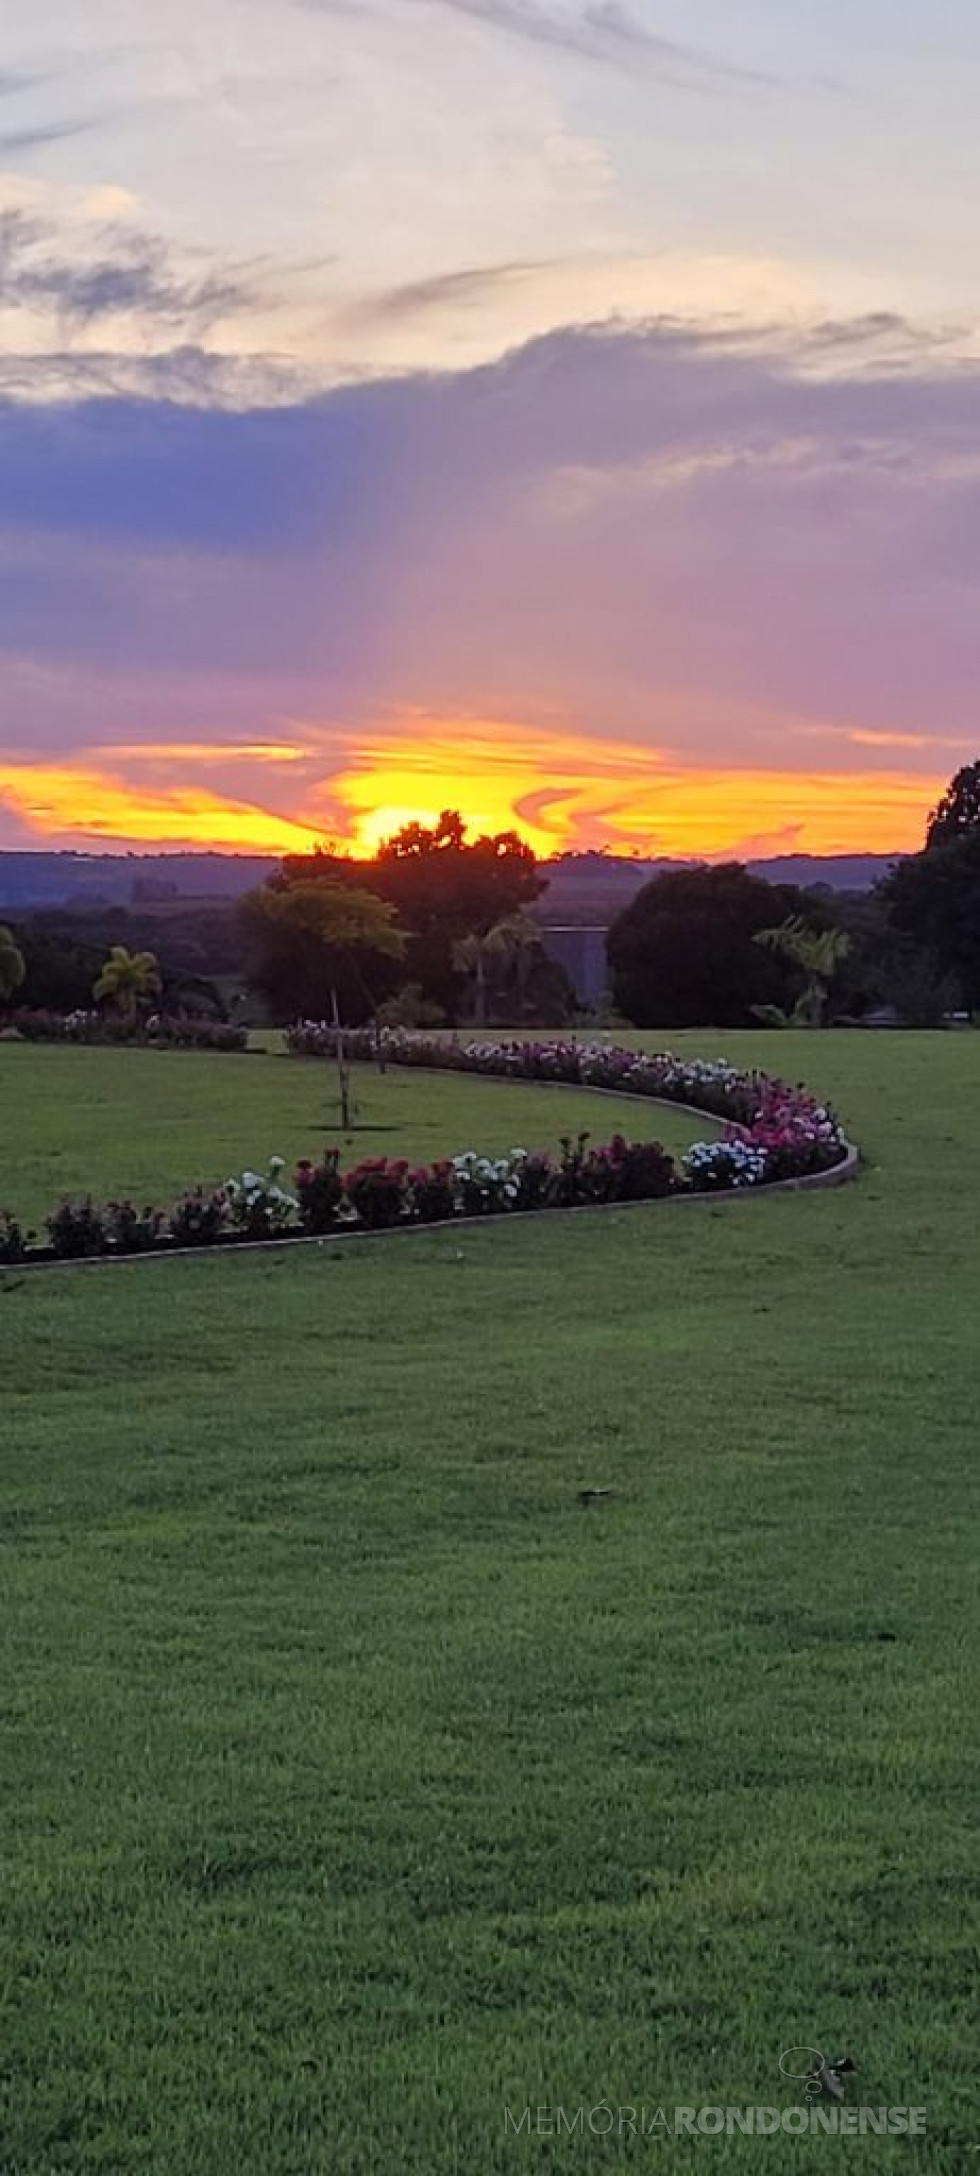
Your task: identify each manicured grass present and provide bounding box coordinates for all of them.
[1,1039,710,1228]
[1,1032,977,2171]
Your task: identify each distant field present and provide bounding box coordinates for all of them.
[1,1038,712,1229]
[1,1032,978,2172]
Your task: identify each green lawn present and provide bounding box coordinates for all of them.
[2,1039,710,1229]
[1,1032,977,2171]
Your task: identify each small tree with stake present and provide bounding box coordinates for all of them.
[243,881,406,1130]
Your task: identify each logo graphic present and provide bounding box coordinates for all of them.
[779,2049,856,2103]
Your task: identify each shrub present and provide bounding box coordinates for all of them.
[407,1161,457,1223]
[553,1131,591,1207]
[145,1015,248,1052]
[295,1151,344,1234]
[450,1150,532,1215]
[46,1197,107,1259]
[10,1008,247,1050]
[683,1140,767,1191]
[581,1134,677,1203]
[224,1158,298,1240]
[168,1187,228,1248]
[344,1158,409,1228]
[105,1201,165,1254]
[0,1210,33,1263]
[377,984,447,1030]
[509,1150,555,1211]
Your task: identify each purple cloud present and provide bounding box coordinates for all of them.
[2,318,980,778]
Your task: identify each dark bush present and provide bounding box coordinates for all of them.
[510,1151,556,1211]
[0,1210,32,1264]
[295,1151,344,1234]
[407,1161,457,1223]
[46,1198,107,1260]
[168,1188,227,1247]
[344,1158,409,1229]
[553,1132,592,1207]
[607,863,801,1027]
[582,1134,677,1203]
[106,1201,165,1254]
[10,1008,247,1050]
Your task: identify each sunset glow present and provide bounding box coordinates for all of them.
[331,725,943,860]
[0,732,944,862]
[3,2,979,866]
[0,763,324,856]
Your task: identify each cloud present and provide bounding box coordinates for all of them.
[0,730,943,859]
[0,757,324,854]
[1,316,979,853]
[0,117,101,154]
[0,63,114,155]
[343,256,567,326]
[428,0,780,91]
[0,206,249,329]
[0,73,46,97]
[0,344,302,409]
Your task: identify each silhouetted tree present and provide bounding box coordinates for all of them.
[240,880,406,1028]
[926,761,980,849]
[10,921,102,1011]
[821,886,959,1025]
[607,864,803,1028]
[880,837,980,1007]
[452,911,536,1023]
[93,945,161,1018]
[0,924,25,1008]
[279,812,544,1016]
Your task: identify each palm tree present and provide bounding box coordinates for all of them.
[484,910,541,1022]
[452,931,491,1025]
[93,945,162,1019]
[453,912,542,1025]
[754,915,850,1026]
[0,924,25,1008]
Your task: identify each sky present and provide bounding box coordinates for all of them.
[2,0,979,859]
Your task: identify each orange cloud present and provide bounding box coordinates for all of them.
[328,722,940,858]
[104,741,311,765]
[0,761,322,854]
[0,724,942,859]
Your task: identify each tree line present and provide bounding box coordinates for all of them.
[3,764,980,1029]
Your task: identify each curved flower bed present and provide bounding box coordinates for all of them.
[1,1035,855,1268]
[8,1008,247,1051]
[0,1132,695,1265]
[284,1025,850,1191]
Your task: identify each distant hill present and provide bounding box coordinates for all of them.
[533,850,902,925]
[0,851,276,910]
[0,845,903,914]
[746,853,902,891]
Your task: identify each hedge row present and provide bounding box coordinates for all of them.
[9,1009,247,1051]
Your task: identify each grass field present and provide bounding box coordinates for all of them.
[1,1032,978,2171]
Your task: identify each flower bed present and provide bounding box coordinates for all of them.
[8,1008,248,1051]
[1,1131,706,1265]
[1,1037,855,1267]
[284,1026,848,1188]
